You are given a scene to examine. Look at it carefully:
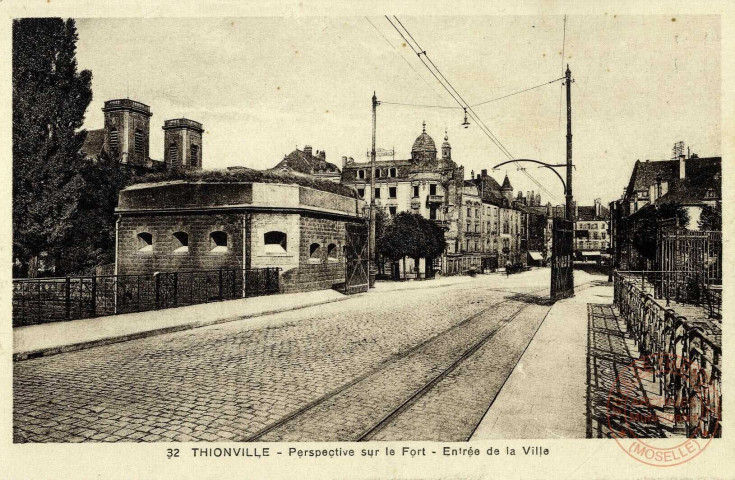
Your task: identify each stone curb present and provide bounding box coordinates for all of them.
[13,295,352,362]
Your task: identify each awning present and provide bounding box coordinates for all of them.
[529,251,543,261]
[581,251,601,257]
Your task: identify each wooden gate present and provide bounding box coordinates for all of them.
[550,218,574,301]
[344,222,369,294]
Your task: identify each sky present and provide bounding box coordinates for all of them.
[75,15,720,206]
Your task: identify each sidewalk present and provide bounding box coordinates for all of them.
[13,272,483,362]
[471,277,614,439]
[13,289,349,361]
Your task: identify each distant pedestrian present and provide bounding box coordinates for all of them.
[505,261,512,277]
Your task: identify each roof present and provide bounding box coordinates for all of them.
[411,124,437,153]
[501,174,512,189]
[625,156,721,199]
[467,174,509,207]
[81,129,105,158]
[576,205,610,221]
[271,148,340,176]
[136,167,358,198]
[657,158,721,206]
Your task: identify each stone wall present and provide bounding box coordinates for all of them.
[280,215,347,293]
[117,212,243,275]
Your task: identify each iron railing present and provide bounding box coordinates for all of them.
[12,268,280,327]
[617,270,721,319]
[614,272,721,438]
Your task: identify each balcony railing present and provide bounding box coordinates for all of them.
[426,194,444,205]
[613,271,721,438]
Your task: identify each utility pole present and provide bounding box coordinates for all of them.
[565,65,573,222]
[369,92,379,286]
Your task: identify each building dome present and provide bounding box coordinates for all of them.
[411,121,437,155]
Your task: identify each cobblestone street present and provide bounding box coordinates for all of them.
[15,270,570,442]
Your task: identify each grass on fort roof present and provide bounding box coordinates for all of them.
[136,167,358,198]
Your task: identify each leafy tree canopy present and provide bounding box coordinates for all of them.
[377,212,445,261]
[13,18,92,277]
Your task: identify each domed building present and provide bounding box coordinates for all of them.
[340,122,526,277]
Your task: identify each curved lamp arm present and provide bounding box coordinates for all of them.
[492,158,567,195]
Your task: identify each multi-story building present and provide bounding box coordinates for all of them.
[574,199,610,261]
[612,153,721,269]
[340,123,525,275]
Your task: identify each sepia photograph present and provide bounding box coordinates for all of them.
[4,7,729,479]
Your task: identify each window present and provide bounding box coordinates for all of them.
[430,184,437,195]
[475,223,479,233]
[109,128,119,157]
[467,207,472,217]
[466,222,471,232]
[389,187,397,198]
[190,144,199,167]
[264,231,287,254]
[413,185,419,197]
[172,231,189,254]
[309,243,322,262]
[357,188,365,198]
[327,243,338,261]
[375,169,381,178]
[475,208,479,218]
[389,206,397,216]
[389,167,397,177]
[137,232,153,253]
[209,231,228,253]
[358,170,365,179]
[134,129,144,156]
[429,206,437,220]
[374,187,381,199]
[168,143,178,164]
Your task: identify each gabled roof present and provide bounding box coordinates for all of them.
[468,174,509,207]
[271,149,340,175]
[657,157,721,206]
[625,156,721,199]
[81,129,105,158]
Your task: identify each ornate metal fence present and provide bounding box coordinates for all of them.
[614,272,721,438]
[12,268,280,327]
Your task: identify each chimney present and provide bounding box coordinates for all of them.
[318,150,326,161]
[594,198,601,217]
[471,169,475,179]
[679,154,686,179]
[481,169,487,177]
[342,156,347,168]
[304,145,312,157]
[574,202,579,221]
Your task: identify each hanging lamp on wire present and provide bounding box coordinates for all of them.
[461,108,470,128]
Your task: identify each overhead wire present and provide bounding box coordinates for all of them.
[363,16,449,106]
[388,16,562,202]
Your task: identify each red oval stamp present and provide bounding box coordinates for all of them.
[606,353,720,467]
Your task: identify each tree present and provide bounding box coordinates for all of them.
[377,212,445,279]
[13,18,93,277]
[698,203,721,231]
[630,202,689,266]
[55,151,133,275]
